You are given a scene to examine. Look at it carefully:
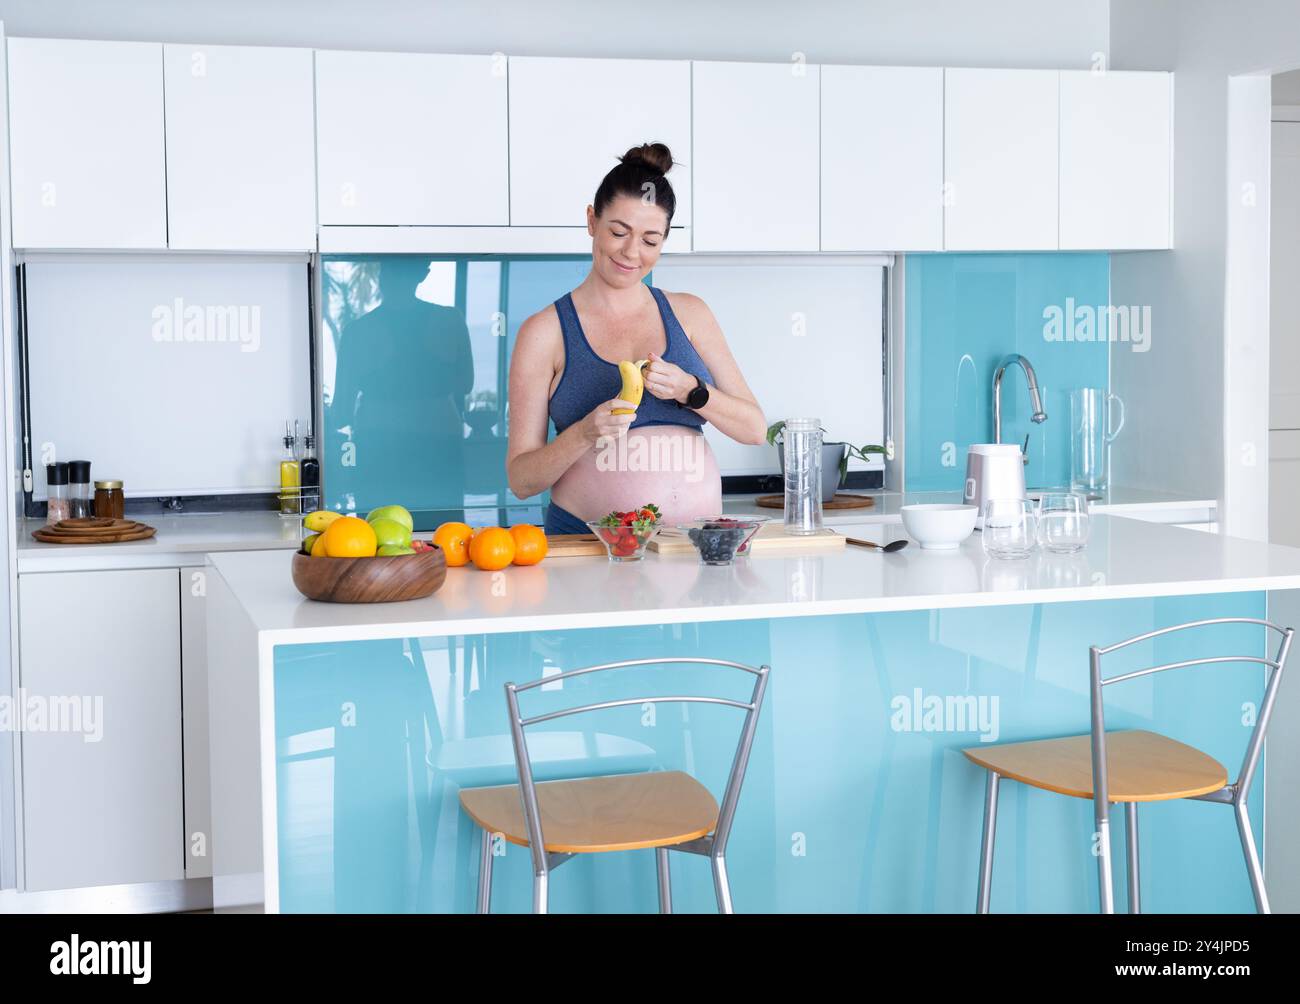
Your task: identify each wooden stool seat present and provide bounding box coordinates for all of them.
[459,770,719,854]
[963,728,1228,802]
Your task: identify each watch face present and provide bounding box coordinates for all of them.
[687,380,709,409]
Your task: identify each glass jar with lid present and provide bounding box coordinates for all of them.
[67,460,92,519]
[94,480,125,520]
[45,462,70,525]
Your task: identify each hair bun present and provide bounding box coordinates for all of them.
[621,142,674,175]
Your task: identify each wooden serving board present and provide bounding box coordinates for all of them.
[755,493,876,510]
[544,533,609,558]
[648,523,845,555]
[33,518,157,544]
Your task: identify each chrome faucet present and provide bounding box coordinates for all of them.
[993,354,1047,464]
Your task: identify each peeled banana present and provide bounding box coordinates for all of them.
[302,509,342,533]
[612,359,648,415]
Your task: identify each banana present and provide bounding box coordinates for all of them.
[303,509,342,533]
[611,359,648,415]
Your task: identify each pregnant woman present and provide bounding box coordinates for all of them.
[507,142,767,533]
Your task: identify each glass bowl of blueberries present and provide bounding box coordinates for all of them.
[693,515,771,556]
[678,518,764,566]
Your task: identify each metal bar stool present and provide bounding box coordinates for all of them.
[457,657,770,914]
[964,617,1293,914]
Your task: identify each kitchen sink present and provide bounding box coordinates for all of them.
[1026,487,1103,502]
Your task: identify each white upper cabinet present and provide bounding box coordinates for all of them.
[692,61,820,252]
[8,38,166,249]
[1059,70,1172,250]
[944,68,1059,251]
[315,49,508,226]
[821,65,943,251]
[164,44,316,250]
[509,57,691,228]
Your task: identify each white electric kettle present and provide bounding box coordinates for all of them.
[964,443,1027,523]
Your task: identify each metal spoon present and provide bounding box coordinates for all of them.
[846,536,909,553]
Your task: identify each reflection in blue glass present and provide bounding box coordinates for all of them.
[320,255,591,529]
[273,592,1269,913]
[905,253,1110,491]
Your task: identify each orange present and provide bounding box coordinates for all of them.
[310,532,328,557]
[509,524,548,566]
[433,521,474,567]
[321,515,378,558]
[469,526,516,571]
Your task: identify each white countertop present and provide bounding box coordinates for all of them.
[207,515,1300,646]
[14,485,1214,573]
[16,511,303,571]
[722,486,1217,525]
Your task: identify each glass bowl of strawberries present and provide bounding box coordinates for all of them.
[588,504,661,562]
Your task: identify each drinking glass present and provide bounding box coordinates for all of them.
[981,499,1036,560]
[1036,492,1090,554]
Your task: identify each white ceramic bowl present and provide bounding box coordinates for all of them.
[901,503,978,550]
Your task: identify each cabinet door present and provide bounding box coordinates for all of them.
[164,44,316,250]
[180,566,212,879]
[1271,431,1300,547]
[509,57,691,227]
[1272,122,1300,430]
[315,49,508,226]
[821,65,943,251]
[692,61,820,252]
[1060,70,1171,250]
[8,37,166,249]
[944,68,1059,251]
[18,568,184,891]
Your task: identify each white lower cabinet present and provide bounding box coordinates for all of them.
[180,566,213,880]
[18,568,185,891]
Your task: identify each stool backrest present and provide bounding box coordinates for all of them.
[1088,617,1294,818]
[504,657,770,876]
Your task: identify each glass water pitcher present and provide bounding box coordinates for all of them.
[783,417,824,535]
[1070,388,1125,493]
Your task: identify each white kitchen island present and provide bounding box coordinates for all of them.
[205,516,1300,913]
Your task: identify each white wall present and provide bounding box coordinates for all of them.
[1111,0,1300,914]
[0,0,1109,67]
[1108,0,1295,537]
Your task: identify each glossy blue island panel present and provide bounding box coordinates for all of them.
[271,591,1268,913]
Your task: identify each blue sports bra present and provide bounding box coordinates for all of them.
[548,286,714,433]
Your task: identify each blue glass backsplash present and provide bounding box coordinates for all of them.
[320,255,589,528]
[904,254,1110,491]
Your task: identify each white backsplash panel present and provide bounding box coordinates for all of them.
[25,258,310,497]
[650,259,886,476]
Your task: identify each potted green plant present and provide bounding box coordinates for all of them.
[767,421,886,502]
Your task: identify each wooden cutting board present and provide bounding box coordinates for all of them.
[755,493,876,510]
[33,518,157,544]
[648,523,845,555]
[544,533,609,557]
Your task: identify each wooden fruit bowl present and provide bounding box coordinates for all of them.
[291,547,447,603]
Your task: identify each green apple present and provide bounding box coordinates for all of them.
[367,504,413,532]
[377,544,416,556]
[369,518,412,550]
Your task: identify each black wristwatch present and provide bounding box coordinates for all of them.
[679,375,710,410]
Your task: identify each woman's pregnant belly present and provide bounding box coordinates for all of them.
[551,425,722,525]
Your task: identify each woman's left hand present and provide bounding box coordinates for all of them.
[642,352,694,404]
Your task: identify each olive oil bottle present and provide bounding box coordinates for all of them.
[278,420,300,516]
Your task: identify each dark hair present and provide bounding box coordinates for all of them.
[592,142,676,230]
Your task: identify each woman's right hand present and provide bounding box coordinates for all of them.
[581,399,637,446]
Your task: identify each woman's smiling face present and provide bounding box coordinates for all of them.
[586,194,669,287]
